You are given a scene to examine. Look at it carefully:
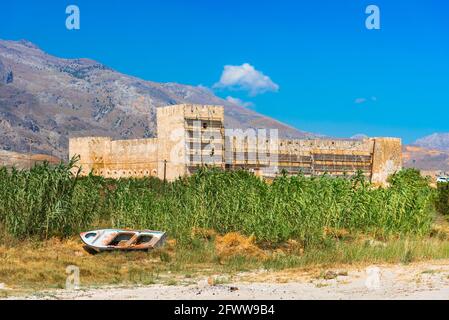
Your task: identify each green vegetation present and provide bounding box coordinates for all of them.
[436,182,449,215]
[110,168,435,246]
[0,163,447,292]
[0,161,436,246]
[0,159,102,239]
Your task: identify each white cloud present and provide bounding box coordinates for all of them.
[226,96,254,108]
[355,96,377,104]
[214,63,279,96]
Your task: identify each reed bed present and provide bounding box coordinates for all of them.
[0,161,435,246]
[436,182,449,215]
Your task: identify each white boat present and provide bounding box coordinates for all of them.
[80,229,167,253]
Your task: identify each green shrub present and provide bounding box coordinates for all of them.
[436,182,449,215]
[0,159,103,239]
[108,168,435,245]
[0,162,435,245]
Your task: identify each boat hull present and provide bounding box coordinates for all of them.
[80,229,167,252]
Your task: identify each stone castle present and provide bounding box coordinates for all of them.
[69,104,402,184]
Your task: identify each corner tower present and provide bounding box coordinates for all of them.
[156,104,225,181]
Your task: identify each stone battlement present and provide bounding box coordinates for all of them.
[69,104,402,184]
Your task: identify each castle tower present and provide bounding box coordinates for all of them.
[156,104,225,181]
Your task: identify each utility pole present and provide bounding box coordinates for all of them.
[26,138,33,169]
[163,159,167,183]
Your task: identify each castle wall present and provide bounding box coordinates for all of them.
[371,137,403,185]
[69,137,110,176]
[69,137,158,178]
[69,104,402,185]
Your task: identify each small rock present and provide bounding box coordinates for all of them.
[324,271,338,280]
[197,278,209,288]
[367,239,387,248]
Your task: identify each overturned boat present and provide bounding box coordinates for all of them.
[80,229,167,253]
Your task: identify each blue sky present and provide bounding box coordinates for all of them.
[1,0,448,143]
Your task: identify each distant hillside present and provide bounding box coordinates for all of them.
[414,133,449,152]
[403,145,449,171]
[402,133,449,172]
[0,39,315,159]
[0,149,59,169]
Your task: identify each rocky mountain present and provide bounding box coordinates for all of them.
[414,133,449,152]
[403,145,449,171]
[402,134,449,171]
[0,39,314,159]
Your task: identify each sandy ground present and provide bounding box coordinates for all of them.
[7,260,449,300]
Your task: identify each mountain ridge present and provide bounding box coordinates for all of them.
[414,133,449,152]
[0,39,315,159]
[402,133,449,172]
[2,38,448,172]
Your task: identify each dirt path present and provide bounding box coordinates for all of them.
[8,260,449,300]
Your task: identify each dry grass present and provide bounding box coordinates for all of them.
[215,232,266,260]
[0,238,162,291]
[3,228,449,297]
[430,215,449,239]
[323,227,351,240]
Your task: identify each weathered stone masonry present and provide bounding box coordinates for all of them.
[69,104,402,185]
